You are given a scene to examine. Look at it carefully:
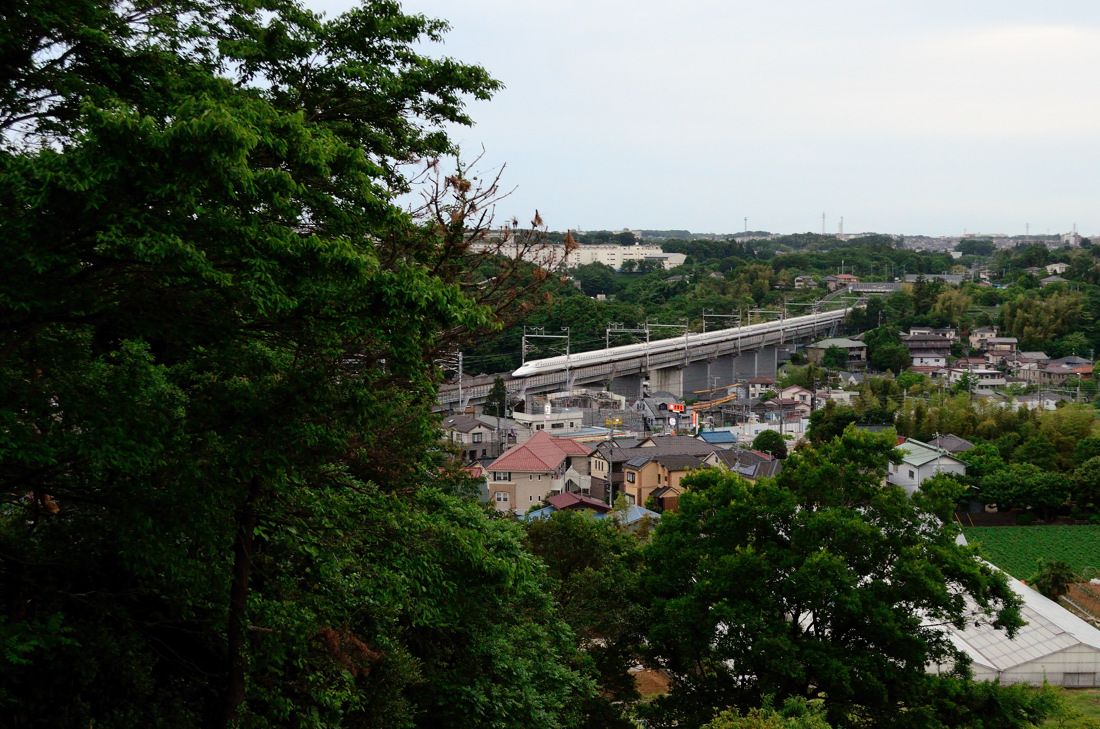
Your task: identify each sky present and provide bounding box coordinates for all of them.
[310,1,1100,237]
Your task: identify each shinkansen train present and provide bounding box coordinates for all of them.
[511,307,851,378]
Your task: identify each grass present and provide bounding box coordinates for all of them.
[961,526,1100,580]
[1042,688,1100,728]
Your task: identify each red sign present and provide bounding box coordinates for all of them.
[668,403,685,412]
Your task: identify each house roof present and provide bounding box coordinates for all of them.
[624,453,708,471]
[442,414,488,433]
[747,376,776,385]
[545,492,612,513]
[698,430,739,444]
[611,504,661,526]
[810,337,865,349]
[896,439,966,468]
[710,448,782,479]
[488,430,591,472]
[928,434,975,454]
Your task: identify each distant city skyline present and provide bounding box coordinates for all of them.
[312,0,1100,237]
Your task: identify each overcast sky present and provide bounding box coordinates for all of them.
[312,1,1100,237]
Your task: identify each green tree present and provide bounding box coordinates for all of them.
[1072,456,1100,507]
[821,345,847,370]
[981,464,1071,522]
[573,262,618,297]
[0,2,592,728]
[639,428,1023,729]
[524,511,645,729]
[752,429,788,459]
[484,376,509,418]
[1029,558,1078,600]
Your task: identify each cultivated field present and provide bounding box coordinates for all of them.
[961,526,1100,580]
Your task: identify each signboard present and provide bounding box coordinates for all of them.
[544,402,552,416]
[668,403,685,412]
[668,417,678,429]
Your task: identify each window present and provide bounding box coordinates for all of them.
[472,433,483,443]
[626,472,636,483]
[536,424,544,430]
[495,492,509,503]
[908,469,915,479]
[494,472,511,482]
[551,422,565,429]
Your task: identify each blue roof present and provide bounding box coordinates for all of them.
[520,503,660,525]
[699,431,738,444]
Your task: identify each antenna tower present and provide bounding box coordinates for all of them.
[838,216,844,237]
[822,211,826,235]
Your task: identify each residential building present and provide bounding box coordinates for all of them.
[632,391,685,433]
[821,273,859,291]
[984,337,1019,365]
[1045,262,1070,275]
[1040,275,1069,287]
[778,385,814,409]
[902,333,953,368]
[484,431,595,513]
[886,438,967,495]
[512,406,586,444]
[945,368,1007,396]
[969,326,998,351]
[806,338,868,369]
[746,377,777,399]
[622,453,708,511]
[909,326,959,342]
[705,448,782,481]
[793,275,817,289]
[442,414,501,462]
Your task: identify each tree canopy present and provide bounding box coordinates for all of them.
[0,1,592,727]
[639,428,1023,729]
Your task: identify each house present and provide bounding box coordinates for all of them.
[945,367,1007,396]
[746,377,777,399]
[794,275,817,289]
[969,326,998,351]
[902,333,953,368]
[594,434,717,506]
[705,448,782,482]
[1040,275,1069,287]
[632,391,685,433]
[523,490,611,518]
[1046,262,1070,275]
[778,385,814,409]
[511,406,586,444]
[886,438,967,495]
[909,326,959,343]
[984,337,1018,365]
[622,453,709,511]
[806,338,868,369]
[484,431,595,513]
[442,414,501,462]
[821,273,859,291]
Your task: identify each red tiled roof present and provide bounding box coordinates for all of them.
[546,492,611,512]
[487,430,591,472]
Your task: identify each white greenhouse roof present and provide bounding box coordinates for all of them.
[937,547,1100,672]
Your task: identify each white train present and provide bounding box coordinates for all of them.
[511,307,851,377]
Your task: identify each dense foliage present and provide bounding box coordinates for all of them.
[639,428,1026,729]
[0,1,592,727]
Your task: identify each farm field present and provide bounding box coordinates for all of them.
[961,526,1100,580]
[1041,687,1100,728]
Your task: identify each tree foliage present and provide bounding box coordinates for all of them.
[639,428,1023,729]
[0,2,593,727]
